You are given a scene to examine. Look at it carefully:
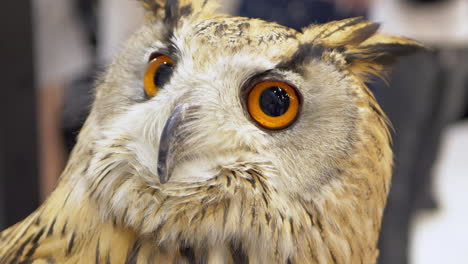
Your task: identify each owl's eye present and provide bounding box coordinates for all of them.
[144,54,175,97]
[247,80,300,130]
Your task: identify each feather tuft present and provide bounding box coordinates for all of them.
[302,18,427,82]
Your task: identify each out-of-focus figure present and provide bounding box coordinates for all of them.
[34,0,143,200]
[33,0,92,200]
[370,0,468,263]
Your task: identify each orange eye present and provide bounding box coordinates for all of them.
[144,55,175,97]
[247,81,300,130]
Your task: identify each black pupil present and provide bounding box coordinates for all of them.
[154,62,174,88]
[259,86,290,117]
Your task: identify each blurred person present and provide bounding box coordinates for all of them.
[61,0,143,152]
[97,0,144,64]
[34,0,143,200]
[369,0,468,263]
[33,0,92,200]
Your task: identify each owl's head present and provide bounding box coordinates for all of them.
[76,0,422,239]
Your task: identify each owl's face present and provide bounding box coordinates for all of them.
[79,0,421,234]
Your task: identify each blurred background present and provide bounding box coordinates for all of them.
[0,0,467,263]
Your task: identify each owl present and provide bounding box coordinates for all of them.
[0,0,423,263]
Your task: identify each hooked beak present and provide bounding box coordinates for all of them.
[157,104,193,184]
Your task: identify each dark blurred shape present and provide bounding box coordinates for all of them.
[238,0,364,30]
[0,130,4,229]
[62,0,99,153]
[406,0,448,4]
[62,70,96,153]
[0,1,40,229]
[377,48,468,264]
[464,98,468,119]
[75,0,99,58]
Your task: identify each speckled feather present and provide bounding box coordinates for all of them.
[0,0,424,263]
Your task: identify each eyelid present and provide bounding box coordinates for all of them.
[240,70,280,95]
[148,52,165,62]
[148,49,174,62]
[241,72,301,101]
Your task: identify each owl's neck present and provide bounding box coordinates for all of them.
[0,165,386,263]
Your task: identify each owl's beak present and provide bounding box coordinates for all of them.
[157,104,192,184]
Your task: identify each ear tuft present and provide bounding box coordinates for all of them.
[302,17,380,47]
[302,18,428,82]
[345,41,424,66]
[344,34,427,81]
